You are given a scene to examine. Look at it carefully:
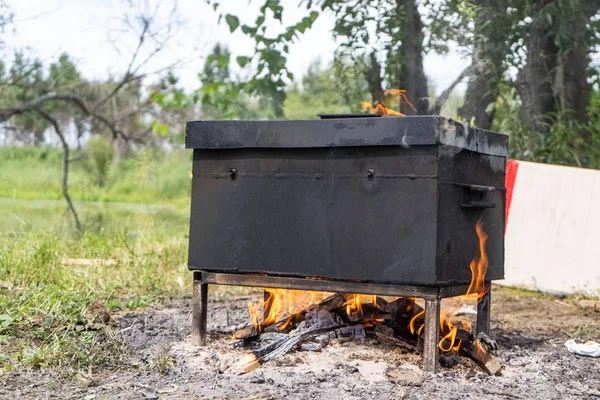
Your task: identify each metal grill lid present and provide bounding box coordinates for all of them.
[185,115,508,157]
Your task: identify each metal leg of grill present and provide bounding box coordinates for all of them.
[192,272,208,346]
[263,290,270,322]
[477,281,492,336]
[423,298,441,374]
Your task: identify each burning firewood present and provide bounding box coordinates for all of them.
[374,325,417,351]
[477,331,499,352]
[459,339,502,375]
[234,295,419,372]
[232,326,260,341]
[235,308,346,372]
[266,292,348,332]
[233,272,502,375]
[233,293,347,340]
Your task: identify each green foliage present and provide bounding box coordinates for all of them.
[208,1,323,116]
[493,87,600,169]
[0,148,261,371]
[0,52,50,143]
[154,45,371,122]
[201,43,231,86]
[0,0,13,47]
[151,348,175,375]
[0,145,193,370]
[153,44,274,121]
[225,14,240,32]
[283,60,366,119]
[82,135,114,188]
[0,200,257,372]
[332,56,372,112]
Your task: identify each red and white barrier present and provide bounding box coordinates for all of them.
[502,160,600,295]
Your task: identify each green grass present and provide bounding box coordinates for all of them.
[0,146,198,371]
[0,147,262,373]
[493,284,558,300]
[0,215,190,371]
[0,146,192,206]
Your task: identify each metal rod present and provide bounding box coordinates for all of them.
[423,298,441,374]
[199,271,469,300]
[263,289,270,323]
[192,272,208,346]
[477,281,492,336]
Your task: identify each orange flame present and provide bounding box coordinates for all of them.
[466,222,489,300]
[346,294,377,316]
[409,219,489,352]
[439,320,458,352]
[248,300,262,331]
[248,289,332,331]
[248,290,381,331]
[246,220,489,357]
[362,89,415,117]
[409,309,425,335]
[362,102,405,117]
[474,338,488,358]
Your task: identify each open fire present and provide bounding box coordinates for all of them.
[242,220,499,374]
[185,101,508,374]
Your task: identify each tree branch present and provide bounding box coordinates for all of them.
[0,92,128,141]
[34,108,82,232]
[95,1,182,110]
[430,65,473,115]
[94,19,150,109]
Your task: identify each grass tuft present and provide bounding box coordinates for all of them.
[150,347,176,375]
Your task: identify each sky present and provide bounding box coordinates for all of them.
[6,0,469,95]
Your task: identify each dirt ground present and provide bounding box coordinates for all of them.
[2,286,599,400]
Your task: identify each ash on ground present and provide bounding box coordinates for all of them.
[2,288,599,400]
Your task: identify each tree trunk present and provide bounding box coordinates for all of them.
[459,47,498,129]
[395,0,428,115]
[365,51,384,106]
[515,17,558,132]
[561,29,591,125]
[516,1,598,133]
[36,109,82,231]
[459,1,509,129]
[559,2,598,151]
[562,0,600,125]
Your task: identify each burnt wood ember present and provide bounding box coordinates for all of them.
[232,326,259,341]
[477,331,499,352]
[459,340,503,375]
[232,294,501,375]
[233,293,347,338]
[236,322,346,372]
[374,325,417,351]
[185,115,508,374]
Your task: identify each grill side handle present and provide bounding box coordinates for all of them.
[460,184,497,209]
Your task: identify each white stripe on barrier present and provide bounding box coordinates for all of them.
[500,161,600,295]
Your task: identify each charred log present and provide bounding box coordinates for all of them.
[459,340,502,375]
[237,321,346,372]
